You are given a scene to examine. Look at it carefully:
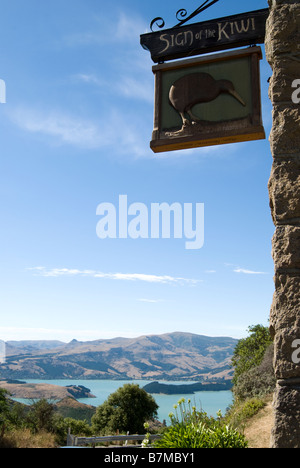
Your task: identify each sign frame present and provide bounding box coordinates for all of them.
[150,47,265,154]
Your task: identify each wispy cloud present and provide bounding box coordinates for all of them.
[64,11,148,47]
[10,108,109,149]
[63,10,153,104]
[233,267,268,275]
[73,73,105,87]
[224,263,269,275]
[28,267,201,286]
[73,73,154,104]
[8,106,151,158]
[138,298,164,303]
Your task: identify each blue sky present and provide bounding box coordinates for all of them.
[0,0,275,342]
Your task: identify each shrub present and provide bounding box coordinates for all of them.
[25,399,56,433]
[238,398,265,420]
[231,325,273,386]
[154,399,248,449]
[0,388,10,429]
[154,419,248,449]
[224,397,268,431]
[233,344,276,401]
[53,416,93,446]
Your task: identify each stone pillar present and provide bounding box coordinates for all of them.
[265,0,300,448]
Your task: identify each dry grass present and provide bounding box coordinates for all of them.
[0,429,57,448]
[244,401,274,448]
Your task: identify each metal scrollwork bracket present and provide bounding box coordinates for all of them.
[150,0,220,32]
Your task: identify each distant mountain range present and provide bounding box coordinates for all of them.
[0,332,238,381]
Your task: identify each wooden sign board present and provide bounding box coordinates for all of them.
[141,8,269,64]
[150,47,265,153]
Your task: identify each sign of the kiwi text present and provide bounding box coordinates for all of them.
[141,9,269,63]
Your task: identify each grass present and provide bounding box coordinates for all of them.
[0,429,57,448]
[224,393,274,448]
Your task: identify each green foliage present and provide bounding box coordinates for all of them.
[25,399,56,433]
[92,384,158,435]
[0,389,9,412]
[0,388,10,429]
[226,324,275,435]
[237,398,265,420]
[5,401,29,430]
[225,397,267,429]
[154,399,248,449]
[231,325,273,386]
[53,416,93,446]
[233,352,276,401]
[55,403,95,424]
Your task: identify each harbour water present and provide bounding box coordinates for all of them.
[23,379,233,423]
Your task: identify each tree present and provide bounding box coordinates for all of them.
[92,384,158,434]
[0,389,10,431]
[27,399,55,433]
[231,324,273,386]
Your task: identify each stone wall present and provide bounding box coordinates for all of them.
[265,0,300,448]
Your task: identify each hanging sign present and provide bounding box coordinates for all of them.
[150,47,265,153]
[141,8,269,63]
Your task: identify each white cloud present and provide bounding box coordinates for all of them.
[224,263,269,275]
[115,76,154,103]
[10,107,109,149]
[64,11,148,47]
[234,267,268,275]
[28,267,201,286]
[138,298,163,303]
[74,73,105,86]
[9,106,151,158]
[113,11,148,42]
[73,73,154,104]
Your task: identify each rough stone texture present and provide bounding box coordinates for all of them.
[268,158,300,223]
[266,0,300,448]
[265,4,300,59]
[270,274,300,333]
[272,226,300,270]
[270,383,300,449]
[270,105,300,155]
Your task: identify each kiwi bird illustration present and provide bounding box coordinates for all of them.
[169,72,246,129]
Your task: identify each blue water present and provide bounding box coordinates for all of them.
[19,379,233,423]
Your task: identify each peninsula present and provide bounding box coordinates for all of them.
[0,380,95,400]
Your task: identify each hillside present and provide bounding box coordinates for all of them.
[0,332,237,381]
[0,381,95,400]
[143,380,232,394]
[54,397,96,424]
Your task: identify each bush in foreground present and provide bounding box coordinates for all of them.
[154,422,248,449]
[152,399,248,449]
